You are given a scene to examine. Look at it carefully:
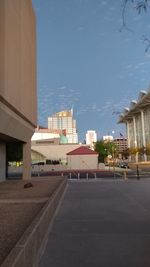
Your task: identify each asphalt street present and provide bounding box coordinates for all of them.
[40,178,150,267]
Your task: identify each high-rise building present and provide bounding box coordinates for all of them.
[48,109,78,144]
[86,130,97,148]
[103,135,113,142]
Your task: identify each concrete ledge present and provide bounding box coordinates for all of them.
[1,178,67,267]
[129,162,150,169]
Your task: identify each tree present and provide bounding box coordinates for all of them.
[94,140,108,163]
[121,0,150,51]
[145,144,150,155]
[122,1,149,16]
[129,147,139,155]
[121,0,150,29]
[94,140,117,163]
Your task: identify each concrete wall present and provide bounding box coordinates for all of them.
[31,132,60,141]
[0,0,37,180]
[67,154,98,170]
[1,178,67,267]
[0,143,6,181]
[31,143,89,161]
[0,0,37,142]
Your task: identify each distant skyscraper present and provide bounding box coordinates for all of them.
[48,109,78,144]
[103,135,113,142]
[86,130,97,148]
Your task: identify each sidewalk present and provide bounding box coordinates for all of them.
[40,179,150,267]
[0,176,66,266]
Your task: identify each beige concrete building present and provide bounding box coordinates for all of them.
[118,89,150,162]
[31,142,88,164]
[0,0,37,181]
[31,126,62,141]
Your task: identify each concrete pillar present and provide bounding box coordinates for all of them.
[126,121,130,148]
[23,140,31,180]
[141,110,147,161]
[133,116,138,163]
[126,121,131,162]
[133,116,137,147]
[0,143,6,182]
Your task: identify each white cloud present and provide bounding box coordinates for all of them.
[126,64,133,69]
[138,62,146,66]
[58,86,67,90]
[77,26,85,31]
[145,53,150,58]
[100,1,108,6]
[134,65,139,70]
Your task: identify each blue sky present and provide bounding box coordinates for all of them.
[32,0,150,142]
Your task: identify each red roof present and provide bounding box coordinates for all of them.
[67,146,98,156]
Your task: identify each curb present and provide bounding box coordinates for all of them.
[1,178,67,267]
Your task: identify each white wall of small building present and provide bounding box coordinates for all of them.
[31,132,59,141]
[67,154,98,170]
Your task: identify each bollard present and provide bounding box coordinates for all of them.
[94,173,97,179]
[123,170,127,180]
[86,173,88,179]
[78,173,80,179]
[137,165,140,180]
[69,173,71,179]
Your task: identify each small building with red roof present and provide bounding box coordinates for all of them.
[66,146,98,170]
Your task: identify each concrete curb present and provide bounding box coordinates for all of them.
[1,178,67,267]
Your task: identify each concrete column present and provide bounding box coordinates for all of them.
[23,140,31,180]
[0,143,6,182]
[141,110,147,161]
[133,116,138,163]
[133,116,137,148]
[126,121,131,162]
[126,121,130,148]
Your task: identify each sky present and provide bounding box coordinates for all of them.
[32,0,150,142]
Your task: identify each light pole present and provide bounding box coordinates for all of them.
[112,146,116,178]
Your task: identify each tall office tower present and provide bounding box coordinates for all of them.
[48,109,78,144]
[86,130,97,148]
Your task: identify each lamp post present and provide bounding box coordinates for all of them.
[112,146,116,178]
[136,164,140,180]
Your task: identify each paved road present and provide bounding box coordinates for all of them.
[40,179,150,267]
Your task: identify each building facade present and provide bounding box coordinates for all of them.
[86,130,97,148]
[113,138,128,157]
[0,0,37,180]
[118,89,150,162]
[31,143,89,164]
[48,109,78,144]
[31,126,61,141]
[67,146,98,170]
[103,135,113,142]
